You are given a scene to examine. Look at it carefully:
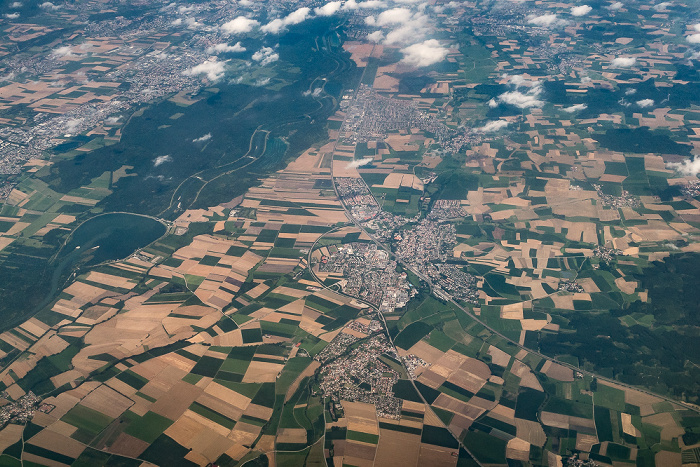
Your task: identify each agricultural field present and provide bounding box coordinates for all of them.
[0,0,698,466]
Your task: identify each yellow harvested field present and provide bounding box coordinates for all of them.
[655,451,682,467]
[644,412,685,440]
[615,277,638,294]
[242,360,283,383]
[30,429,86,458]
[541,360,574,381]
[514,418,547,446]
[203,382,251,411]
[81,385,133,418]
[108,433,150,458]
[166,412,212,447]
[487,345,512,367]
[374,429,421,467]
[621,413,640,437]
[20,318,49,338]
[540,412,595,431]
[277,428,307,444]
[576,433,598,451]
[85,271,136,290]
[242,403,274,421]
[506,437,530,462]
[183,409,231,436]
[447,369,487,394]
[344,400,379,435]
[0,424,24,452]
[404,340,445,364]
[417,443,458,467]
[63,281,108,303]
[150,381,203,420]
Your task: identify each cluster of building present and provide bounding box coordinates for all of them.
[394,218,457,267]
[0,391,40,429]
[317,334,402,419]
[593,245,622,264]
[432,263,479,304]
[362,210,414,242]
[346,318,384,336]
[558,279,584,293]
[593,184,641,208]
[334,177,380,222]
[563,454,600,467]
[402,354,429,379]
[315,332,358,365]
[428,199,468,221]
[318,242,412,312]
[681,180,700,198]
[338,84,468,153]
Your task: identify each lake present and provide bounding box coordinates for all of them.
[61,212,166,267]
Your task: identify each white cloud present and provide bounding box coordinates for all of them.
[506,74,539,88]
[254,77,271,87]
[207,42,246,54]
[346,157,374,168]
[239,0,253,5]
[692,51,700,60]
[563,103,587,112]
[285,7,311,25]
[154,155,173,167]
[184,17,203,29]
[171,18,183,26]
[5,13,19,19]
[625,88,636,95]
[385,25,421,45]
[178,5,194,14]
[40,1,60,10]
[342,0,387,10]
[400,39,448,67]
[687,33,700,44]
[498,90,544,108]
[528,14,568,27]
[303,88,323,97]
[668,156,700,176]
[252,46,279,66]
[52,46,74,57]
[611,56,636,67]
[570,5,592,16]
[315,1,342,16]
[10,2,22,8]
[192,133,212,143]
[367,31,384,42]
[262,7,311,33]
[105,116,122,125]
[65,118,82,133]
[475,120,509,133]
[379,10,431,45]
[581,76,592,83]
[493,81,545,109]
[376,7,412,25]
[606,1,623,10]
[262,19,285,33]
[653,2,671,11]
[183,59,226,81]
[694,24,700,32]
[636,99,654,108]
[221,16,259,34]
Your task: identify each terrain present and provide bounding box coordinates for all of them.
[0,0,698,467]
